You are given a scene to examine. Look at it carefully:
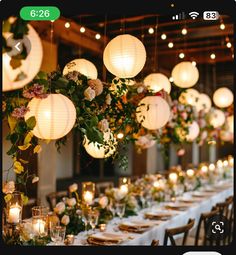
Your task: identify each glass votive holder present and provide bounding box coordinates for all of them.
[99,223,106,232]
[32,206,49,217]
[32,215,48,237]
[64,234,75,245]
[82,182,95,205]
[47,211,60,231]
[6,191,23,225]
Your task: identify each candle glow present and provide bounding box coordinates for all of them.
[83,191,94,205]
[186,169,195,178]
[208,163,215,172]
[8,204,21,224]
[33,219,46,235]
[169,172,178,184]
[201,165,208,174]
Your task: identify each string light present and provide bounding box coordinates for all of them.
[117,133,124,139]
[226,42,232,48]
[171,3,175,7]
[210,53,216,59]
[179,52,185,59]
[168,42,174,48]
[80,26,86,33]
[148,27,154,34]
[65,22,70,28]
[181,28,187,35]
[169,77,174,82]
[161,33,167,40]
[192,61,197,66]
[95,33,101,40]
[220,23,225,30]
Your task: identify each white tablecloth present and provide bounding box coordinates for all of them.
[52,180,234,246]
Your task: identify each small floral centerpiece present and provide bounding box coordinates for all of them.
[151,178,166,202]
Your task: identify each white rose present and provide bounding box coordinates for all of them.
[113,188,126,201]
[61,215,70,225]
[88,79,103,96]
[66,198,76,207]
[2,181,15,194]
[128,196,138,208]
[98,119,109,132]
[54,202,65,214]
[98,196,109,209]
[106,94,112,105]
[137,86,144,94]
[69,183,78,193]
[84,87,96,101]
[32,176,39,183]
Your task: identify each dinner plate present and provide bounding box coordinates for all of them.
[87,232,129,245]
[144,210,178,220]
[165,202,192,210]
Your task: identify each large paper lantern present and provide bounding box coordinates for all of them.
[136,96,171,130]
[3,24,43,92]
[195,93,212,113]
[144,73,171,93]
[179,88,199,106]
[227,115,234,133]
[186,121,200,141]
[213,87,233,108]
[209,108,226,128]
[103,34,146,78]
[83,130,116,158]
[171,61,199,88]
[63,58,98,79]
[24,94,76,140]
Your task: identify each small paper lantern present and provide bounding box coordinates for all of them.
[171,61,199,88]
[83,130,116,158]
[213,87,233,108]
[136,96,171,130]
[103,34,146,78]
[144,73,171,93]
[179,88,199,106]
[3,24,43,92]
[209,108,226,128]
[227,115,234,133]
[63,58,98,79]
[195,93,212,113]
[24,94,76,140]
[186,121,200,141]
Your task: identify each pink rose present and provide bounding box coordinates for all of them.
[88,79,103,96]
[84,87,96,101]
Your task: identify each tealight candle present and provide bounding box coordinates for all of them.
[169,173,178,184]
[186,169,195,178]
[201,166,208,174]
[83,191,94,205]
[208,163,215,172]
[153,181,160,188]
[223,160,228,167]
[65,234,75,245]
[99,224,106,231]
[228,157,234,167]
[8,204,21,224]
[33,219,46,235]
[217,160,223,168]
[120,184,128,195]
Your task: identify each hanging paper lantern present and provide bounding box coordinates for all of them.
[195,93,212,113]
[103,34,146,78]
[213,87,233,108]
[227,115,234,133]
[63,58,98,79]
[144,73,171,93]
[136,96,171,130]
[179,88,200,106]
[83,129,116,158]
[24,94,76,140]
[171,61,199,88]
[186,121,200,141]
[209,108,226,128]
[3,24,43,92]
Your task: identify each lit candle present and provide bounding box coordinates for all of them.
[8,204,21,224]
[83,191,94,205]
[99,223,106,232]
[153,181,160,188]
[217,160,223,168]
[228,157,234,167]
[186,169,195,178]
[169,173,178,184]
[33,219,46,235]
[223,160,228,167]
[201,165,208,174]
[208,163,215,172]
[120,184,128,195]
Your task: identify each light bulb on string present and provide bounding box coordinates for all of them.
[179,52,185,59]
[148,27,154,34]
[226,42,232,48]
[161,33,167,40]
[210,53,216,59]
[220,23,225,30]
[80,26,86,33]
[168,42,174,48]
[181,28,187,35]
[65,22,70,28]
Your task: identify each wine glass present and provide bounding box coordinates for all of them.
[89,208,99,234]
[108,201,116,218]
[82,206,91,235]
[50,225,66,245]
[115,202,126,219]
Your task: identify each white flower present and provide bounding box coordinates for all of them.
[61,215,70,225]
[98,119,109,132]
[137,86,144,94]
[106,94,112,105]
[69,183,78,193]
[113,188,126,201]
[2,181,15,194]
[32,176,39,183]
[127,195,138,208]
[66,198,76,207]
[54,202,65,214]
[84,87,96,101]
[98,196,109,209]
[88,79,103,96]
[135,135,156,149]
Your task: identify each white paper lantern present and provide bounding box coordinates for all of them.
[24,94,76,140]
[227,115,234,133]
[213,87,233,108]
[144,73,171,93]
[186,121,200,141]
[3,24,43,92]
[136,96,171,130]
[179,88,200,106]
[63,58,98,79]
[103,34,146,78]
[83,130,116,158]
[171,61,199,88]
[195,93,212,113]
[209,108,226,128]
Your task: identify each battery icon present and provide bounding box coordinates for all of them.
[203,11,220,20]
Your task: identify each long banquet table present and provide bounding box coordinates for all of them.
[52,180,234,246]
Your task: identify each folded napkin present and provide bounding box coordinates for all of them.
[165,202,192,211]
[118,220,156,233]
[87,232,131,245]
[191,191,212,197]
[144,211,177,220]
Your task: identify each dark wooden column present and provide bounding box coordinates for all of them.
[132,148,147,176]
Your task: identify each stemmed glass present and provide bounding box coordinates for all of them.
[82,206,91,235]
[50,225,66,245]
[115,202,126,220]
[108,201,116,218]
[89,208,99,234]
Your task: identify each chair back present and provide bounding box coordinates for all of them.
[46,190,68,211]
[164,218,195,246]
[96,181,114,195]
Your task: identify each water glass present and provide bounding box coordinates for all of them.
[50,225,66,245]
[89,209,99,233]
[82,206,91,234]
[115,203,126,219]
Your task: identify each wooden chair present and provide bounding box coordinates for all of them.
[163,218,195,246]
[96,181,114,195]
[151,239,159,246]
[225,196,234,244]
[46,190,68,211]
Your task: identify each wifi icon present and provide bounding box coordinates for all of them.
[189,12,200,19]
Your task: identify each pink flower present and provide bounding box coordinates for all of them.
[11,106,29,119]
[181,112,188,120]
[88,79,103,96]
[84,87,96,101]
[98,119,109,132]
[3,181,15,194]
[177,148,185,156]
[172,106,177,113]
[23,84,48,99]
